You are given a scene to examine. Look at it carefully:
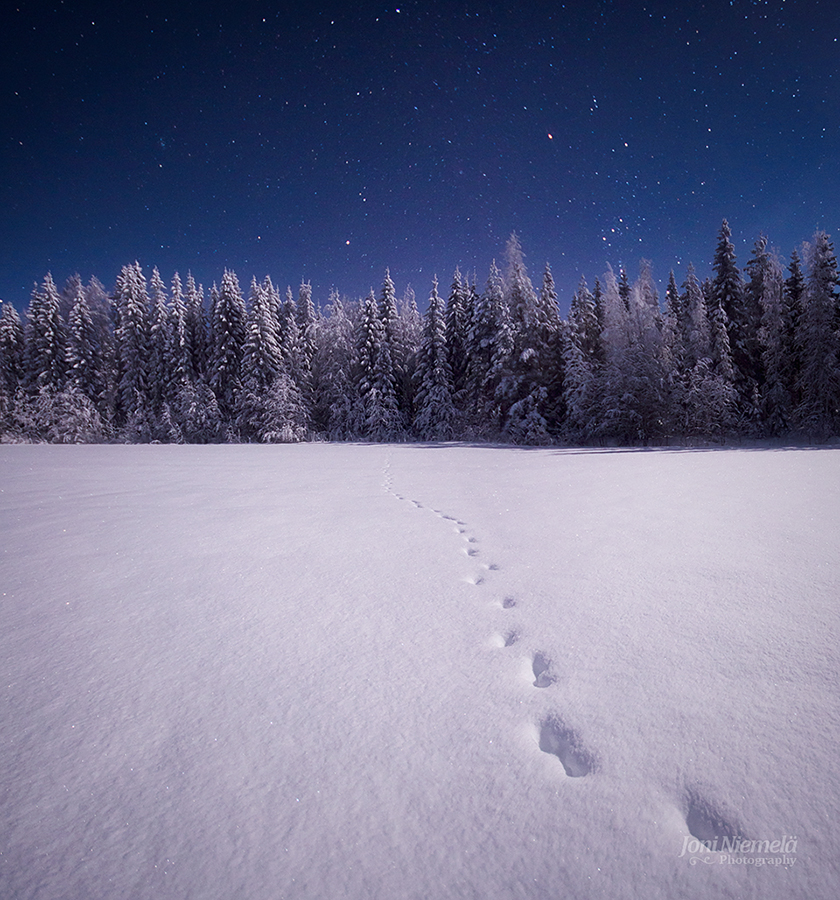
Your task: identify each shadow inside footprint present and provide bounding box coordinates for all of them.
[538,717,595,777]
[685,790,743,844]
[532,652,555,687]
[504,630,519,647]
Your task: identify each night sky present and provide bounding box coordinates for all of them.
[2,0,839,312]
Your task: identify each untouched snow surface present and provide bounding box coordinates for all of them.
[1,443,839,900]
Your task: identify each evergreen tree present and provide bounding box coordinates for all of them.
[25,273,66,393]
[148,267,170,413]
[354,287,402,441]
[310,290,358,438]
[209,269,247,423]
[756,250,791,434]
[795,231,840,438]
[445,268,469,400]
[711,220,750,398]
[0,301,25,397]
[782,248,805,408]
[184,273,207,378]
[66,278,105,412]
[464,260,511,436]
[413,277,456,440]
[166,272,192,389]
[114,262,151,431]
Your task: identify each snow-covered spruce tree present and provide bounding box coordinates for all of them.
[66,278,107,417]
[394,284,423,417]
[562,275,601,442]
[209,268,247,429]
[782,248,806,412]
[624,261,667,442]
[618,266,631,311]
[661,269,687,436]
[278,285,307,387]
[756,249,791,435]
[0,301,25,398]
[378,269,413,424]
[413,277,457,441]
[355,289,402,441]
[0,301,25,438]
[502,258,564,443]
[593,266,635,443]
[166,272,192,390]
[260,372,309,443]
[184,272,208,379]
[25,273,66,394]
[445,268,469,405]
[711,220,752,406]
[794,231,840,439]
[148,267,170,417]
[309,289,358,439]
[173,379,223,443]
[296,280,317,377]
[702,296,739,438]
[594,261,668,445]
[463,260,511,437]
[236,277,285,441]
[114,262,152,436]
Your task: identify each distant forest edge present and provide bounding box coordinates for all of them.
[1,221,839,445]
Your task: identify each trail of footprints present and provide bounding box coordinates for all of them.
[382,456,739,839]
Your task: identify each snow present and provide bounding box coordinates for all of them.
[1,443,838,899]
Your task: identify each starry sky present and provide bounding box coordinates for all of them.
[2,0,839,312]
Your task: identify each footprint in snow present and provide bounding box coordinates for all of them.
[502,597,517,609]
[538,716,596,777]
[532,652,556,688]
[684,789,743,844]
[504,630,519,647]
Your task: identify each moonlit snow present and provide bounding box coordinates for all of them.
[2,443,838,899]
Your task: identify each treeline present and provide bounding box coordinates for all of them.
[1,222,838,445]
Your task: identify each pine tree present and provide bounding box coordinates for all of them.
[413,277,456,440]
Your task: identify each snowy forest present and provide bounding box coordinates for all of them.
[1,221,838,445]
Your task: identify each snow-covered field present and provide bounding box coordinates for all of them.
[1,443,838,900]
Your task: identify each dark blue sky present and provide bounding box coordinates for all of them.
[2,0,839,311]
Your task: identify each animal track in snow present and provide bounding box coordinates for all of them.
[504,630,519,647]
[538,716,596,777]
[502,597,517,609]
[464,574,485,586]
[531,652,556,688]
[685,790,743,843]
[463,547,479,557]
